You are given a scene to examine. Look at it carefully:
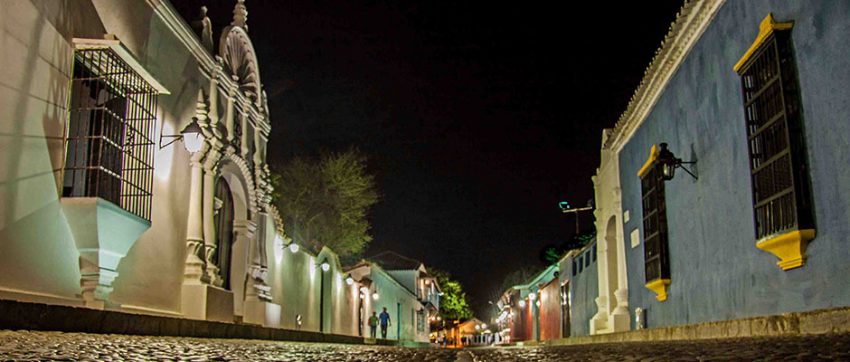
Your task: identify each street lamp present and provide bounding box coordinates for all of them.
[320,262,330,272]
[372,292,380,300]
[528,292,537,301]
[518,300,526,308]
[657,143,698,181]
[288,243,300,253]
[345,275,354,285]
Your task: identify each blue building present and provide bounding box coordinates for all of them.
[558,240,598,337]
[593,0,850,332]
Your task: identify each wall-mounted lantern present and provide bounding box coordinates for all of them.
[288,243,300,253]
[345,275,354,285]
[160,119,204,153]
[320,262,330,272]
[657,143,697,181]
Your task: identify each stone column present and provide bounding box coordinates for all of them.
[184,151,208,284]
[224,93,235,144]
[245,213,272,302]
[242,212,280,327]
[202,149,222,287]
[240,113,250,159]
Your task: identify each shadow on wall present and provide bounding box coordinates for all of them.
[0,1,83,300]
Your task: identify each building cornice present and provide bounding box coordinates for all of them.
[604,0,726,153]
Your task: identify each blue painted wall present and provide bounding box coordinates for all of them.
[619,1,850,329]
[559,240,598,337]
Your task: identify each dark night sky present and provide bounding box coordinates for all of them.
[174,0,682,318]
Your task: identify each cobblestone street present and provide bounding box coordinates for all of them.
[2,330,850,361]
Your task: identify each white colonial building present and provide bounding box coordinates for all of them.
[0,0,275,325]
[0,1,435,342]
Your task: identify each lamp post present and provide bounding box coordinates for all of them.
[318,260,330,333]
[559,201,594,234]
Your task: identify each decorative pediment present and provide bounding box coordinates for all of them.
[219,0,262,104]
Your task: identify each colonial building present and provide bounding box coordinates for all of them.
[0,0,436,343]
[1,0,275,324]
[592,0,850,331]
[347,254,436,344]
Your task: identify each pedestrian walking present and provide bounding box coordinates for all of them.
[368,311,378,338]
[379,307,391,339]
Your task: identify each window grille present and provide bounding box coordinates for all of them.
[737,29,813,240]
[63,48,157,221]
[640,162,670,283]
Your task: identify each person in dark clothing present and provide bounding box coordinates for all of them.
[379,307,391,339]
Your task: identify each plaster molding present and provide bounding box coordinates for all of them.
[604,0,726,153]
[146,0,270,133]
[221,152,259,216]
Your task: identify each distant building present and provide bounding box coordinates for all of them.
[347,251,440,344]
[557,240,598,338]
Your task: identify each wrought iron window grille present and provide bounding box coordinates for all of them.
[63,48,158,221]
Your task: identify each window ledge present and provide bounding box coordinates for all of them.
[756,229,816,271]
[645,278,671,302]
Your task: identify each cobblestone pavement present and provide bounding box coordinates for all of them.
[2,330,850,361]
[467,333,850,361]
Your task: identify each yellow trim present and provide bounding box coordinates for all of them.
[645,278,671,302]
[733,13,794,73]
[756,229,816,270]
[637,144,659,177]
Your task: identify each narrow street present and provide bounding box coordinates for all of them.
[2,330,849,361]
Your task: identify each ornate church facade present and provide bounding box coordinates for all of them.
[0,0,433,343]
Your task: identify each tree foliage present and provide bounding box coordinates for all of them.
[271,149,379,258]
[498,265,540,293]
[430,269,473,321]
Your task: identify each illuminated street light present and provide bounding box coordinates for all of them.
[345,275,354,285]
[320,262,330,272]
[528,292,537,301]
[289,243,299,253]
[372,292,380,300]
[518,300,526,308]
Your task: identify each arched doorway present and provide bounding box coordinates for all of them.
[214,177,235,290]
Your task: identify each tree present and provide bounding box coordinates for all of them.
[271,149,379,258]
[430,269,473,321]
[498,265,540,293]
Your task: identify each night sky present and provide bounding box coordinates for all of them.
[173,0,682,318]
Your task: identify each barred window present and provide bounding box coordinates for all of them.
[63,48,158,220]
[737,28,813,241]
[640,161,670,283]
